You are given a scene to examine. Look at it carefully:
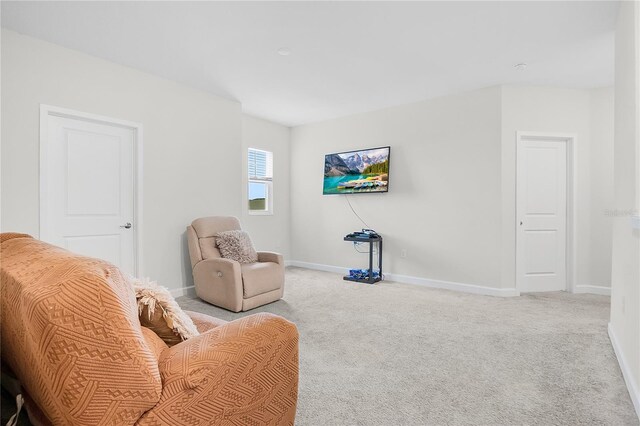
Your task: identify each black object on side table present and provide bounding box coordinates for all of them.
[343,232,383,284]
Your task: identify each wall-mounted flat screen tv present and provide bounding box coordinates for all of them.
[323,146,390,195]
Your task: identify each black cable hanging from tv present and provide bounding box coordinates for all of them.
[345,195,371,230]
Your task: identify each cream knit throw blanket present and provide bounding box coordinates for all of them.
[131,277,200,341]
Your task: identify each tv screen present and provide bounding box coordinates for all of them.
[323,146,390,195]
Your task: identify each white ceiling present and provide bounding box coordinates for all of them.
[1,1,619,127]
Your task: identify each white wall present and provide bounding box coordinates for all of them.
[290,85,614,294]
[241,115,291,258]
[500,86,614,292]
[609,1,640,416]
[590,88,616,288]
[291,87,504,289]
[1,29,243,290]
[0,25,622,317]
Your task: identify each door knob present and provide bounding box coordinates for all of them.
[120,222,132,229]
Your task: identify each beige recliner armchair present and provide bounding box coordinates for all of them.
[187,216,285,312]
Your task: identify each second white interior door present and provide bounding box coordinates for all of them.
[516,137,567,292]
[42,111,137,276]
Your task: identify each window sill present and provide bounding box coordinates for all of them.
[248,211,274,216]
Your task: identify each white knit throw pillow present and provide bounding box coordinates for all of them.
[131,277,199,345]
[215,230,258,263]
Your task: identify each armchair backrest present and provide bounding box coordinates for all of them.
[187,216,242,267]
[0,234,162,424]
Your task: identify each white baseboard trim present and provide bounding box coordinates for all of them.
[287,260,519,297]
[288,260,348,275]
[170,285,195,298]
[574,285,611,296]
[608,323,640,419]
[384,272,520,297]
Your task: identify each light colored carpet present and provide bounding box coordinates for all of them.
[177,267,638,426]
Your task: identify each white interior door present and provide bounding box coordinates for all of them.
[41,112,137,275]
[516,138,567,292]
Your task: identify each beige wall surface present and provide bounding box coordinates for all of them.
[610,0,640,397]
[1,29,243,290]
[0,24,624,325]
[241,115,292,258]
[291,87,504,288]
[500,86,614,291]
[291,85,614,293]
[589,88,616,288]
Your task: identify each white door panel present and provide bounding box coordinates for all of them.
[516,139,567,292]
[42,114,136,275]
[65,130,122,215]
[64,235,122,267]
[523,230,558,273]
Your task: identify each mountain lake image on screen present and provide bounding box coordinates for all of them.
[323,146,390,195]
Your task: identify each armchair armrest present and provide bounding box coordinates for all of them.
[257,251,284,265]
[192,257,243,312]
[185,310,227,333]
[136,313,299,426]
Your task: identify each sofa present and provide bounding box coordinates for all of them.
[0,233,299,425]
[187,216,285,312]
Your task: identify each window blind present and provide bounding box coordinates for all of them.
[248,148,273,181]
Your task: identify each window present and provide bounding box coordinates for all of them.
[248,148,273,214]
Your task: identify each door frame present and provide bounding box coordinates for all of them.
[39,104,144,277]
[515,131,577,293]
